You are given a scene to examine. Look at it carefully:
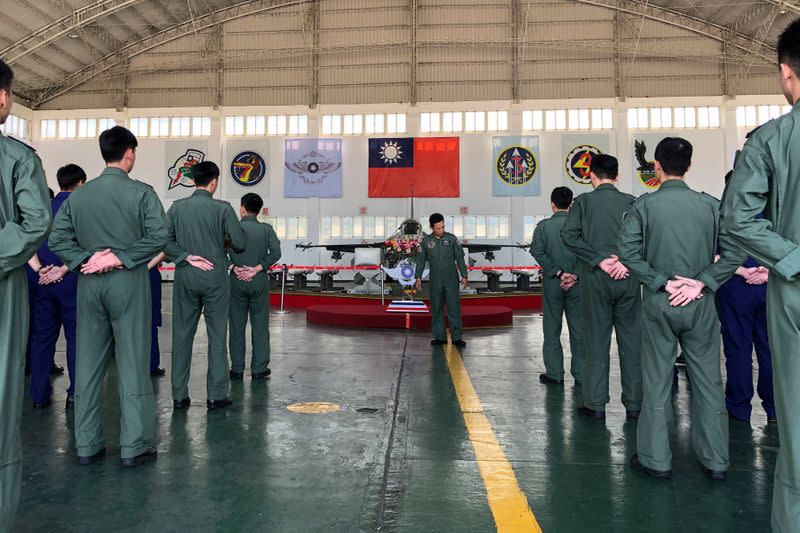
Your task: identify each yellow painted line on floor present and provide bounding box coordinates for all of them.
[443,337,542,532]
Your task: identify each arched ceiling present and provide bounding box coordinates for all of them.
[1,0,796,109]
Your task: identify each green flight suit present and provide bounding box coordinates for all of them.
[720,101,800,533]
[531,211,584,382]
[166,189,246,402]
[618,180,743,473]
[415,232,468,342]
[561,183,642,412]
[49,167,166,461]
[0,134,50,532]
[228,215,281,375]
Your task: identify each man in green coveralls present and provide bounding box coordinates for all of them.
[561,154,642,420]
[50,126,166,468]
[0,60,51,531]
[415,213,469,347]
[228,193,281,380]
[720,18,800,531]
[618,137,743,481]
[166,161,246,410]
[531,186,584,385]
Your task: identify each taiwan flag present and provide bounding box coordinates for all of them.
[368,137,459,197]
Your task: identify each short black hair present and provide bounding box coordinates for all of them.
[57,164,87,191]
[654,137,693,176]
[241,193,263,214]
[99,126,137,164]
[192,161,219,187]
[48,188,54,200]
[429,213,444,227]
[0,61,13,94]
[590,154,618,181]
[777,18,800,77]
[551,187,573,209]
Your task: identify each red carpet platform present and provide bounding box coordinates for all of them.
[271,291,540,311]
[306,304,514,330]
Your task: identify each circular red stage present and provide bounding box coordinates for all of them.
[305,304,513,330]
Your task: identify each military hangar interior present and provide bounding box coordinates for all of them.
[0,1,796,531]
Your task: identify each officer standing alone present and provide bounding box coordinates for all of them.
[531,186,584,385]
[415,213,468,347]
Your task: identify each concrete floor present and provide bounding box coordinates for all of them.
[16,286,776,532]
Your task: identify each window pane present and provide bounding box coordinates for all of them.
[674,107,685,128]
[475,111,485,131]
[78,119,88,138]
[497,111,508,131]
[430,112,440,132]
[289,115,299,134]
[342,217,354,238]
[637,108,648,128]
[332,115,341,134]
[373,114,382,133]
[225,116,235,136]
[246,116,257,135]
[651,108,662,129]
[234,116,244,136]
[420,112,430,133]
[321,217,332,239]
[627,108,638,129]
[698,107,709,128]
[568,109,579,130]
[555,110,566,131]
[287,217,299,239]
[591,109,602,130]
[452,112,462,132]
[268,115,278,135]
[736,107,746,127]
[330,216,341,238]
[299,115,308,134]
[343,114,354,134]
[602,109,613,128]
[532,110,543,130]
[322,115,332,135]
[375,216,384,237]
[396,113,406,133]
[277,115,287,135]
[579,109,589,130]
[745,106,757,126]
[352,114,362,134]
[364,216,375,238]
[522,110,532,131]
[384,114,393,134]
[545,110,556,130]
[365,114,375,134]
[87,119,97,138]
[488,111,498,131]
[443,112,453,132]
[487,215,498,238]
[684,107,696,128]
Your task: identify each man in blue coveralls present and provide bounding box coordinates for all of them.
[27,165,86,409]
[718,171,775,423]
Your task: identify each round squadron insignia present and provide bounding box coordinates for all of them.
[168,149,205,189]
[231,151,266,187]
[496,146,537,186]
[634,140,660,190]
[427,241,435,249]
[565,145,601,185]
[399,263,416,280]
[284,150,342,185]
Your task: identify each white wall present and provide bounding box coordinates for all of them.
[30,95,790,280]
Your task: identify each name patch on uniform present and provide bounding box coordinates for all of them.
[442,239,451,246]
[427,241,435,249]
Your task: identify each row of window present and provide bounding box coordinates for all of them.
[523,109,614,131]
[226,115,309,137]
[129,116,211,138]
[319,215,511,240]
[40,118,116,140]
[420,111,508,133]
[1,115,29,139]
[735,105,793,128]
[321,114,406,135]
[257,216,309,240]
[31,104,795,141]
[627,106,721,130]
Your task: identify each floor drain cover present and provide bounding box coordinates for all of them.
[356,407,380,414]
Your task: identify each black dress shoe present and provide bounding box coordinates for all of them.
[430,339,445,346]
[577,406,605,419]
[173,397,191,409]
[121,447,158,468]
[65,396,74,409]
[150,368,166,377]
[630,454,671,479]
[453,339,467,348]
[78,448,106,465]
[207,397,233,410]
[229,370,244,380]
[626,410,641,420]
[252,369,272,380]
[699,462,727,481]
[539,373,563,385]
[33,399,52,409]
[50,365,65,376]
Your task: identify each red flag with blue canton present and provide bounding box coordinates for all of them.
[368,137,459,197]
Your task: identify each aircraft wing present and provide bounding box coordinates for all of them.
[295,241,385,254]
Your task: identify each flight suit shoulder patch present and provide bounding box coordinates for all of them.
[134,179,155,191]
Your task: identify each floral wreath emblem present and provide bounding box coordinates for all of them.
[168,149,205,189]
[285,150,342,185]
[231,151,266,187]
[496,146,537,186]
[565,145,601,185]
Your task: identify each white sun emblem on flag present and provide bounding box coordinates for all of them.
[379,141,403,164]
